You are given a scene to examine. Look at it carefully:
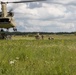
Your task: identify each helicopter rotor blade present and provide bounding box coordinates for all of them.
[7,0,45,4]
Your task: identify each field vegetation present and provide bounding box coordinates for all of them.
[0,34,76,75]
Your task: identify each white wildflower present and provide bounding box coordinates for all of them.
[9,60,16,65]
[16,57,19,60]
[45,61,49,64]
[9,60,14,65]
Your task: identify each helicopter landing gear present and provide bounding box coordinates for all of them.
[1,29,4,32]
[13,27,17,31]
[7,28,9,32]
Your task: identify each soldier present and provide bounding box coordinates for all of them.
[41,35,44,39]
[0,29,6,39]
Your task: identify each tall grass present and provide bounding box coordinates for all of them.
[0,35,76,75]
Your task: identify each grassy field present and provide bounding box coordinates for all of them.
[0,35,76,75]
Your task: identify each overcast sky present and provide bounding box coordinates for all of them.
[0,0,76,32]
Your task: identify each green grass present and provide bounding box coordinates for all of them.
[0,35,76,75]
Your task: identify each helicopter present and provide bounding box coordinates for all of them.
[0,0,45,39]
[0,0,45,30]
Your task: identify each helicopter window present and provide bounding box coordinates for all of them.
[0,18,10,22]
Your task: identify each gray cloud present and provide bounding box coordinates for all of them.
[0,0,76,32]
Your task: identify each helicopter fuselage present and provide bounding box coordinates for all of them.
[0,17,16,28]
[0,2,16,29]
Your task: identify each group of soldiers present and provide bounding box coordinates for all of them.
[35,34,44,40]
[0,29,11,39]
[0,29,6,39]
[35,33,54,40]
[0,31,54,40]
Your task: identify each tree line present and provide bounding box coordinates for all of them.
[4,31,76,36]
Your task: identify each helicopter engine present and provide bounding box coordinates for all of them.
[8,12,14,17]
